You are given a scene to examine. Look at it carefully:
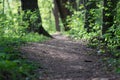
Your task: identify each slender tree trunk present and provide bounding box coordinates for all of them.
[69,0,77,10]
[53,0,60,32]
[84,0,96,33]
[21,0,52,38]
[102,0,118,35]
[3,0,4,14]
[56,0,71,31]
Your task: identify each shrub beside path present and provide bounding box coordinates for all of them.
[20,33,120,80]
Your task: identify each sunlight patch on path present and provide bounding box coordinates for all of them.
[20,34,120,80]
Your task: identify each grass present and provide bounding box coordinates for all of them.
[0,32,50,80]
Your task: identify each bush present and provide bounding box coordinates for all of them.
[0,9,48,79]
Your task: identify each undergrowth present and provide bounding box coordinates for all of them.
[66,3,120,73]
[0,11,49,79]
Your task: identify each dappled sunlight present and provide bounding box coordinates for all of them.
[70,65,85,70]
[48,50,79,61]
[1,0,120,79]
[20,35,119,80]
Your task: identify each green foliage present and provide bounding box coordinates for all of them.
[0,2,49,79]
[67,2,101,40]
[0,52,38,80]
[0,41,39,80]
[67,11,87,39]
[67,0,120,73]
[101,25,120,73]
[88,25,120,73]
[0,14,27,37]
[88,24,120,73]
[39,0,56,33]
[21,32,50,42]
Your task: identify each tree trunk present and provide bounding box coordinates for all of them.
[69,0,77,10]
[21,0,52,38]
[55,0,71,31]
[84,0,97,33]
[53,0,60,32]
[102,0,118,35]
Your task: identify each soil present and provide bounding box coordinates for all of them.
[20,32,120,80]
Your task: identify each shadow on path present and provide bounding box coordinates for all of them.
[20,33,120,80]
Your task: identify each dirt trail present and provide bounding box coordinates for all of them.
[20,33,120,80]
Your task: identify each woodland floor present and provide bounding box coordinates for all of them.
[20,32,120,80]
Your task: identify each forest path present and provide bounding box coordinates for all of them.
[20,32,119,80]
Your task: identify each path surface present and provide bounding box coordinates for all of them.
[20,33,120,80]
